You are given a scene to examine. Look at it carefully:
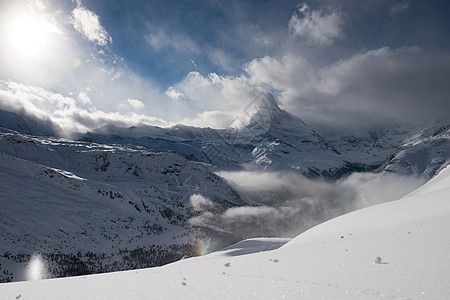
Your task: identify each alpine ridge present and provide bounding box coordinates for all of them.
[0,94,449,282]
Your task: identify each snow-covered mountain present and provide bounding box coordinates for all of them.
[2,165,449,299]
[328,121,414,167]
[382,119,450,178]
[0,95,449,283]
[80,94,450,179]
[81,93,349,178]
[0,109,61,137]
[0,131,247,282]
[232,93,346,176]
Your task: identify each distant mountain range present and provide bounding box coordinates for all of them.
[0,93,449,282]
[79,93,449,178]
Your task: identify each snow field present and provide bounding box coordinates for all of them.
[1,166,449,299]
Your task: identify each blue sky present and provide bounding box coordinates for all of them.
[0,0,449,135]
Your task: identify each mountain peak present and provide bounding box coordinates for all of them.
[246,93,283,127]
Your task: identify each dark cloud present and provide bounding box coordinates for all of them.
[242,47,450,133]
[301,47,450,131]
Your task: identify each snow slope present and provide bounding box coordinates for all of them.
[2,166,449,299]
[0,131,247,281]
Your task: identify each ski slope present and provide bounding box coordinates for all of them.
[1,165,449,299]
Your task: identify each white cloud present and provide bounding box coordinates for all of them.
[0,80,169,136]
[180,110,240,129]
[244,55,316,102]
[198,170,425,238]
[172,71,258,112]
[289,3,344,46]
[119,98,145,110]
[77,91,91,105]
[190,194,214,212]
[223,206,279,219]
[165,87,183,100]
[71,2,112,46]
[1,80,76,110]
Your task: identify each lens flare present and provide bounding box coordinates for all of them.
[27,253,47,281]
[72,57,82,68]
[195,238,211,256]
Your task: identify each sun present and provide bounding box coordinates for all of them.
[4,11,59,58]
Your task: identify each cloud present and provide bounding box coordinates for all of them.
[165,87,184,100]
[53,108,169,135]
[165,45,448,131]
[77,91,91,105]
[166,71,266,128]
[289,3,344,46]
[2,0,449,136]
[225,47,450,132]
[119,98,145,110]
[340,171,425,209]
[1,80,76,110]
[244,54,315,100]
[309,47,450,129]
[171,71,258,111]
[179,110,241,129]
[71,2,112,46]
[390,1,410,15]
[0,79,170,136]
[190,194,215,212]
[146,27,199,54]
[190,170,425,239]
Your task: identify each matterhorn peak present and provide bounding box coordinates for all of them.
[246,92,284,127]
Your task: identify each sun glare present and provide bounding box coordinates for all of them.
[4,11,58,58]
[27,253,47,281]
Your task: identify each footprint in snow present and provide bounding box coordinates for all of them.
[224,262,231,267]
[269,259,279,263]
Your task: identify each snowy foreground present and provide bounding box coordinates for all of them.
[2,167,450,299]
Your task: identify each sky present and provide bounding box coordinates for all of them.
[0,0,449,135]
